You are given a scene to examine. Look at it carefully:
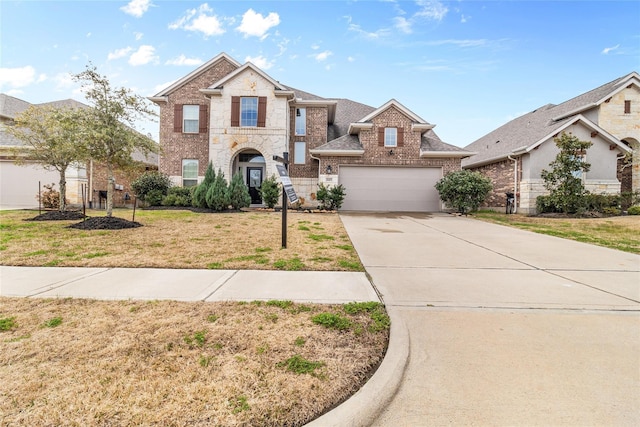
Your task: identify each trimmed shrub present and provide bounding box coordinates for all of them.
[260,175,280,209]
[317,184,347,210]
[145,189,164,206]
[627,205,640,215]
[193,162,215,209]
[227,172,251,210]
[162,187,193,207]
[131,171,171,202]
[37,183,63,209]
[435,170,492,214]
[206,168,228,211]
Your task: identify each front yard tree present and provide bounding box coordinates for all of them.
[73,63,158,217]
[193,162,215,208]
[227,172,251,210]
[540,132,592,214]
[206,168,229,211]
[435,169,492,214]
[7,105,89,212]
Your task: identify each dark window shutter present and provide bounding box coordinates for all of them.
[397,128,404,147]
[199,104,208,133]
[257,96,267,127]
[624,100,631,114]
[231,97,240,127]
[174,104,183,132]
[378,127,385,147]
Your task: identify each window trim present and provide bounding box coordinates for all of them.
[295,108,306,136]
[182,159,199,187]
[240,97,258,127]
[384,127,398,147]
[182,105,199,134]
[294,141,306,164]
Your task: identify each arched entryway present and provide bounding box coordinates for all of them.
[231,149,266,205]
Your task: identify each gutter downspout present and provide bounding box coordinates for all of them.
[507,155,518,214]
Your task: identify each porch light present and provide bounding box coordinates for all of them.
[326,165,332,174]
[388,149,394,156]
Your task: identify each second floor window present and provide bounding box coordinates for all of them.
[384,128,397,147]
[183,105,199,133]
[295,108,306,135]
[624,100,631,114]
[241,97,258,127]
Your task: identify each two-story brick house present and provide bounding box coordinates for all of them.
[149,52,472,212]
[462,72,638,214]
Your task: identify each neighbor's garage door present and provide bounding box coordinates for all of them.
[338,166,442,212]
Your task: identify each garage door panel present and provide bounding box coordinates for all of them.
[339,166,441,212]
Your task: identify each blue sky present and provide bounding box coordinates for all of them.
[1,0,638,147]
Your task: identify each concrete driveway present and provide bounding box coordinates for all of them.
[340,213,640,426]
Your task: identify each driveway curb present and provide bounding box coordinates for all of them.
[305,308,409,426]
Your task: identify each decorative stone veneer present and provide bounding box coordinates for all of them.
[598,84,640,192]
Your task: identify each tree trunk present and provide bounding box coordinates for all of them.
[59,169,67,212]
[106,164,114,217]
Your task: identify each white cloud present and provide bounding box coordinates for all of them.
[0,66,37,89]
[602,44,620,54]
[313,50,333,61]
[154,80,177,94]
[121,0,152,18]
[245,55,274,70]
[461,14,469,24]
[165,55,203,66]
[128,45,158,66]
[169,4,225,37]
[347,56,355,62]
[134,32,144,41]
[236,9,280,40]
[393,16,412,34]
[348,22,391,40]
[108,47,133,61]
[415,0,448,21]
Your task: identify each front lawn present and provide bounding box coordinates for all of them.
[472,211,640,254]
[0,209,363,271]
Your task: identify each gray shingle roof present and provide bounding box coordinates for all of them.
[462,72,638,167]
[421,130,468,153]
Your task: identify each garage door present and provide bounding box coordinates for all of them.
[0,161,60,209]
[338,166,442,212]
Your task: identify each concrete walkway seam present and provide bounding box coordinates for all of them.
[305,309,410,427]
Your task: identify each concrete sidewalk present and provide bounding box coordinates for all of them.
[0,266,379,304]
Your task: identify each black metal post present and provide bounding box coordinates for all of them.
[282,152,289,248]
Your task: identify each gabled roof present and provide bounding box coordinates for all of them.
[462,72,638,168]
[348,99,434,134]
[149,52,241,100]
[0,93,31,119]
[201,61,292,95]
[420,130,474,158]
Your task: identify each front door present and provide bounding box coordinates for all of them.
[247,167,263,204]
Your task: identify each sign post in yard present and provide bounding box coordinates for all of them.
[273,152,299,248]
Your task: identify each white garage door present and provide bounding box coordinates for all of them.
[0,161,60,209]
[339,166,442,212]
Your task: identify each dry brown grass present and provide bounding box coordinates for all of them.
[0,209,362,271]
[0,297,388,426]
[473,211,640,254]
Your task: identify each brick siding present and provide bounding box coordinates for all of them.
[158,58,238,178]
[468,159,520,208]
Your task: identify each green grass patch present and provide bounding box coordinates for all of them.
[307,234,334,241]
[184,330,207,347]
[294,337,306,347]
[266,300,294,310]
[229,395,250,414]
[335,244,354,251]
[311,312,351,330]
[84,251,110,259]
[273,257,305,271]
[338,259,361,270]
[41,317,63,328]
[298,225,311,231]
[0,316,17,331]
[25,250,48,257]
[277,354,325,375]
[207,262,224,269]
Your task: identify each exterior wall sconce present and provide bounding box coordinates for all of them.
[325,165,332,174]
[388,149,394,156]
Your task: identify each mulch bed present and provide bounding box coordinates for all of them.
[68,216,142,230]
[26,211,86,221]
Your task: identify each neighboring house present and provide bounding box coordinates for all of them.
[0,93,158,210]
[462,72,639,214]
[149,52,472,212]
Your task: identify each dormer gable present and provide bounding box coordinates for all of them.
[200,62,294,99]
[347,99,435,135]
